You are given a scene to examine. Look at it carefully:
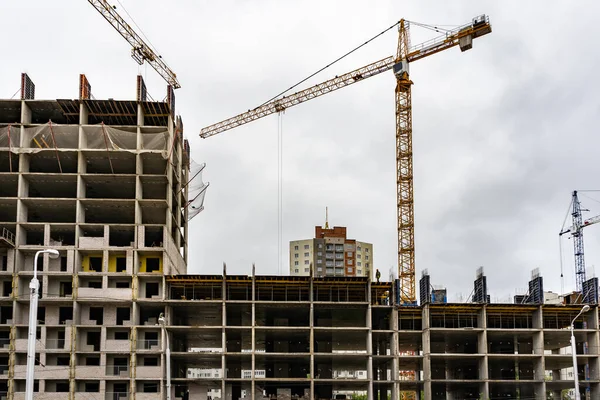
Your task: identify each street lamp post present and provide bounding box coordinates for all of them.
[570,304,590,400]
[26,249,59,400]
[158,313,171,400]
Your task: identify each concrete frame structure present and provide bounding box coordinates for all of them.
[0,74,189,399]
[163,273,600,400]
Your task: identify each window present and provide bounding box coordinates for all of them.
[357,269,362,275]
[357,254,361,259]
[357,246,361,251]
[347,251,353,257]
[294,269,299,273]
[294,261,299,266]
[304,268,309,272]
[144,357,159,366]
[317,252,322,256]
[365,255,370,260]
[335,261,343,267]
[348,260,353,265]
[304,252,309,257]
[146,257,160,272]
[304,260,309,265]
[85,382,99,392]
[294,245,298,250]
[116,257,126,272]
[357,261,362,267]
[348,268,353,273]
[304,244,309,249]
[366,263,370,268]
[317,267,323,272]
[294,253,299,259]
[115,331,129,340]
[366,248,369,253]
[318,244,323,249]
[89,257,102,272]
[317,259,322,264]
[143,383,159,393]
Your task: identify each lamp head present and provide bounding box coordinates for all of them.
[47,249,60,259]
[582,305,591,313]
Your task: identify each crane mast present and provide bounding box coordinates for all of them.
[201,16,492,304]
[560,191,600,293]
[87,0,181,89]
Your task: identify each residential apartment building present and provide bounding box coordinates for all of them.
[0,74,199,399]
[290,225,373,279]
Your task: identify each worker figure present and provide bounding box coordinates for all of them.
[375,269,381,284]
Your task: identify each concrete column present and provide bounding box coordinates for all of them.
[367,305,373,400]
[251,272,255,400]
[422,305,432,400]
[391,309,399,400]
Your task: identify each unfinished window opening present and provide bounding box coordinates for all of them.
[58,307,73,325]
[0,176,17,197]
[1,255,7,271]
[143,356,158,366]
[56,328,66,349]
[115,331,129,340]
[55,356,70,366]
[116,308,130,326]
[0,201,17,222]
[29,152,77,173]
[0,153,20,173]
[85,382,99,392]
[87,331,101,352]
[109,227,135,247]
[145,332,159,349]
[0,306,13,324]
[144,226,164,247]
[2,280,11,297]
[86,356,100,366]
[89,307,103,325]
[37,307,45,324]
[116,281,130,289]
[89,257,102,272]
[50,227,76,247]
[115,257,127,273]
[142,153,167,175]
[87,280,101,289]
[146,257,160,273]
[143,383,159,393]
[113,357,129,375]
[145,282,159,298]
[0,357,7,375]
[59,281,72,297]
[26,201,76,223]
[0,330,9,348]
[53,381,70,392]
[60,257,67,271]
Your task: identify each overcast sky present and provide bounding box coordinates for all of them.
[2,0,600,302]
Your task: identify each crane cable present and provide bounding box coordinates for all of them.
[277,112,284,275]
[559,197,574,294]
[258,21,400,108]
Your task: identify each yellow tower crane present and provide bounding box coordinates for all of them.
[201,16,492,304]
[87,0,181,89]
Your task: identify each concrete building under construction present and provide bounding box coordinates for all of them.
[2,76,600,400]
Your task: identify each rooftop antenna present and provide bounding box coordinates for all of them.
[325,206,329,229]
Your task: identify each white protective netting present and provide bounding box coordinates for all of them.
[0,123,169,156]
[185,160,209,221]
[0,125,20,149]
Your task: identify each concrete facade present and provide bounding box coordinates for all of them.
[0,76,189,399]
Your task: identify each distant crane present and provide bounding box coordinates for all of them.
[560,190,600,292]
[200,16,492,305]
[87,0,181,89]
